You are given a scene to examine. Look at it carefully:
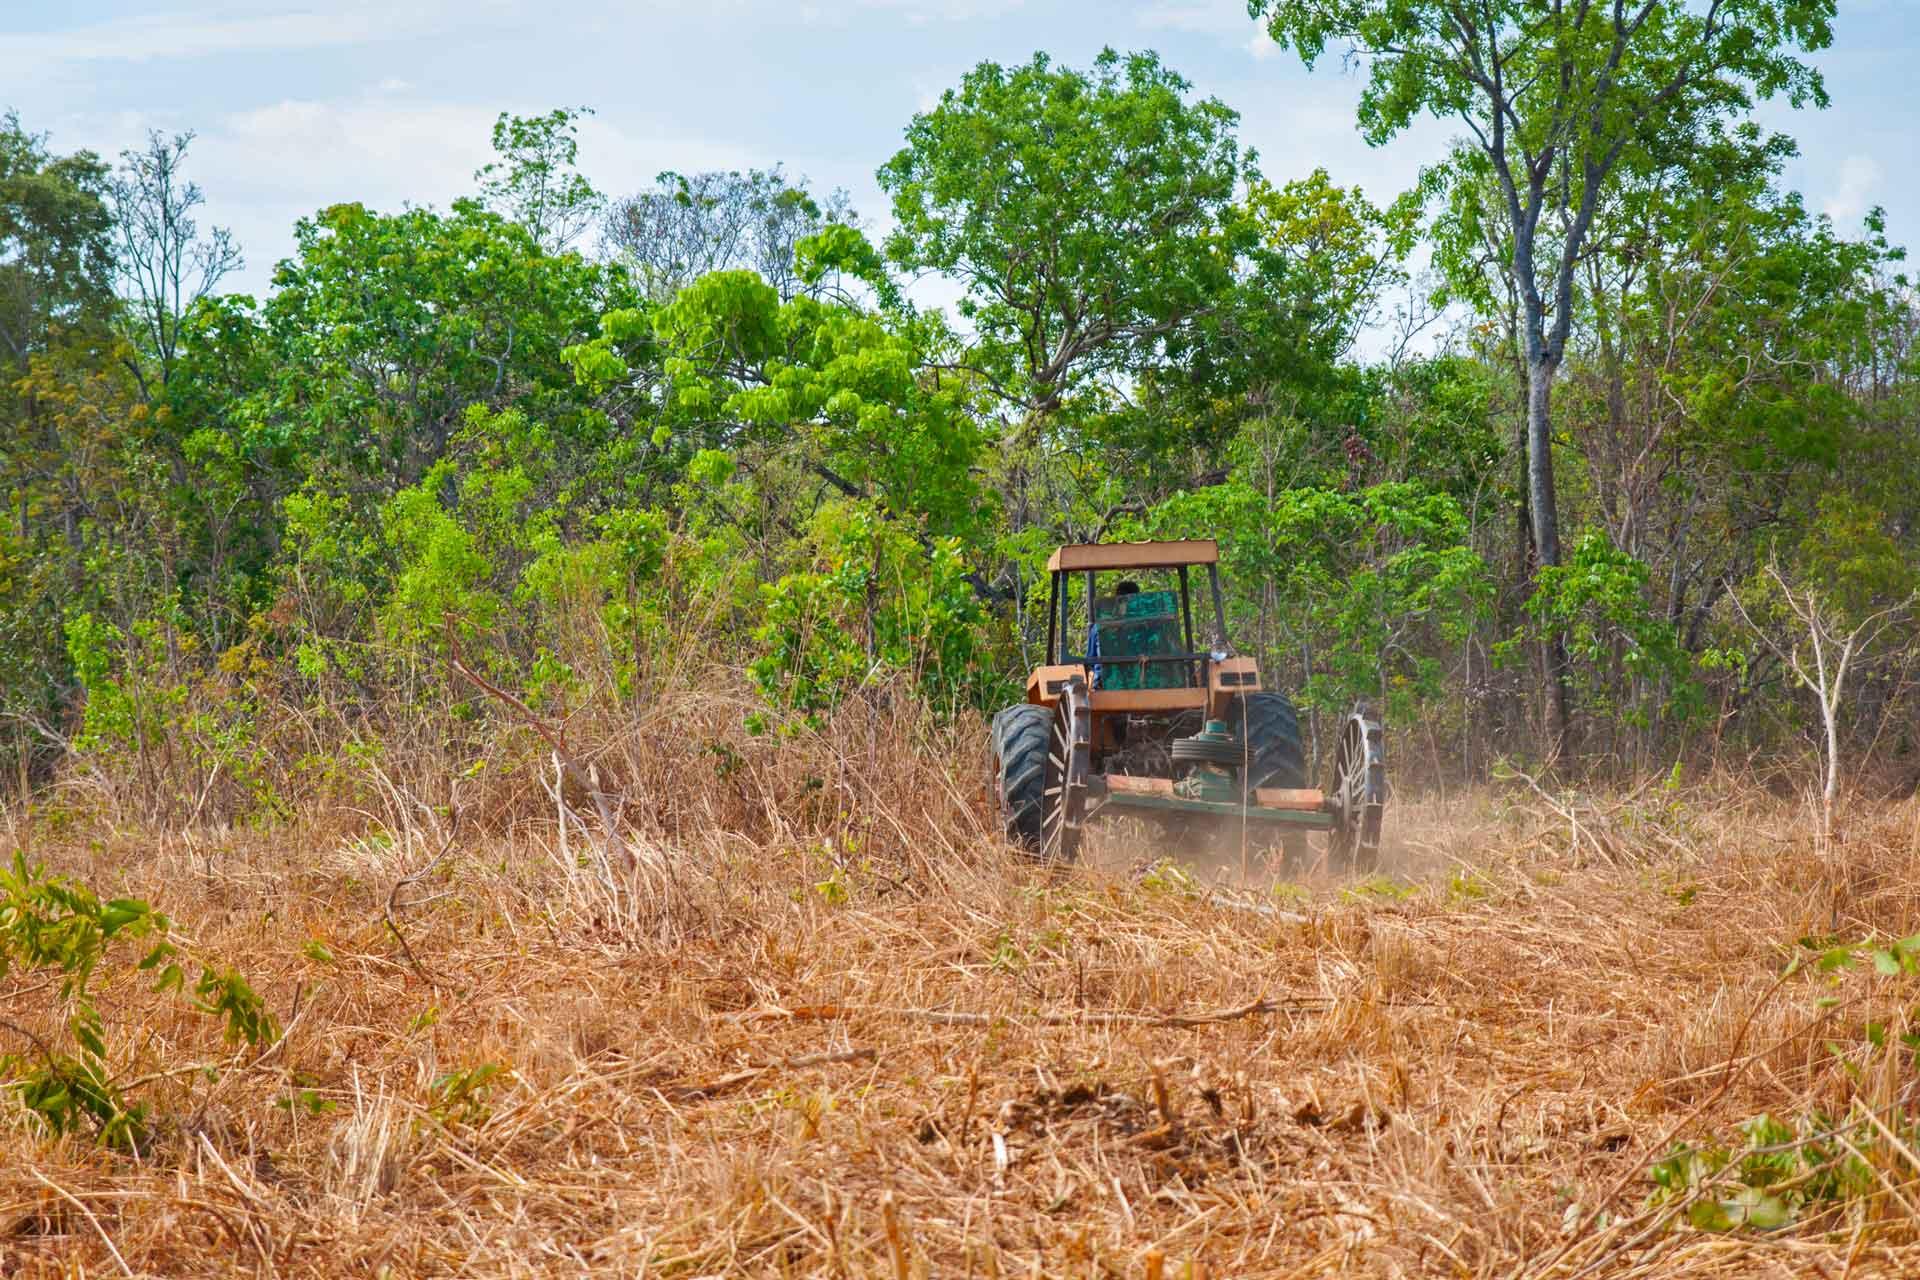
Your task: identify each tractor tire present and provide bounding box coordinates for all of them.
[990,703,1050,850]
[1223,692,1309,869]
[1225,692,1308,792]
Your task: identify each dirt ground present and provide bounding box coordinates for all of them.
[4,762,1920,1277]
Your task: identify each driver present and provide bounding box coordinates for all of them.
[1087,580,1141,688]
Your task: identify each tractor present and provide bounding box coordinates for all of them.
[989,539,1385,868]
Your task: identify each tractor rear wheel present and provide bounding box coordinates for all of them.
[1224,692,1308,792]
[1223,692,1309,867]
[989,703,1050,850]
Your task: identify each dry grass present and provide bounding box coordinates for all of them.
[4,682,1920,1277]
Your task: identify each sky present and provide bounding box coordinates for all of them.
[5,0,1917,308]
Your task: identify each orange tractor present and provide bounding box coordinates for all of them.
[989,539,1384,867]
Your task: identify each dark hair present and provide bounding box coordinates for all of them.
[1115,580,1141,595]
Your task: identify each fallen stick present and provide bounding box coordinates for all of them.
[674,1047,879,1098]
[734,994,1352,1029]
[384,807,461,989]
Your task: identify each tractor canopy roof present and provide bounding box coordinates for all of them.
[1045,539,1219,573]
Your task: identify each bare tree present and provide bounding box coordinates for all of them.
[110,130,240,395]
[1734,563,1917,847]
[601,166,855,302]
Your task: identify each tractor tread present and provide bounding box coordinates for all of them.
[991,703,1051,848]
[1227,691,1308,792]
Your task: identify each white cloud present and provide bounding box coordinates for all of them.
[844,0,1032,19]
[1138,2,1281,59]
[1136,3,1239,34]
[0,5,415,70]
[1822,153,1882,225]
[776,0,1033,22]
[69,93,756,293]
[196,94,759,205]
[206,98,495,206]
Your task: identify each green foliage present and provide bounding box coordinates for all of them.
[795,223,901,309]
[178,196,620,515]
[1648,1111,1880,1232]
[1506,531,1701,728]
[1789,495,1918,628]
[0,853,274,1147]
[1257,1,1834,179]
[880,48,1249,414]
[1614,135,1910,484]
[751,501,995,715]
[632,248,991,542]
[1135,479,1491,722]
[62,608,284,821]
[380,465,506,645]
[0,111,114,346]
[1244,168,1417,360]
[429,1062,507,1128]
[475,107,603,253]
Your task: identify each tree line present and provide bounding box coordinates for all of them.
[2,0,1915,825]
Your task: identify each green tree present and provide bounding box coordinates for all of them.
[563,231,990,545]
[1254,0,1838,762]
[0,114,116,770]
[177,199,620,515]
[1134,479,1491,736]
[1732,498,1918,843]
[1553,122,1909,757]
[475,107,604,254]
[0,112,113,370]
[879,49,1248,427]
[1244,168,1417,363]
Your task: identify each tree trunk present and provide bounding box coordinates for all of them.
[1526,353,1572,769]
[1503,347,1535,752]
[1822,692,1839,848]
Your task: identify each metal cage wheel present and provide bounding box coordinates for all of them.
[1042,675,1092,862]
[1328,705,1385,871]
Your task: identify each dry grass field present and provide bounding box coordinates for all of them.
[4,689,1920,1277]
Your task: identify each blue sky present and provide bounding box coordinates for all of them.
[5,0,1915,308]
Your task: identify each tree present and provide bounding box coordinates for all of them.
[0,115,116,759]
[1133,477,1491,757]
[1254,0,1838,764]
[1579,134,1903,647]
[1244,168,1416,363]
[168,197,621,564]
[0,112,113,370]
[878,49,1249,427]
[475,107,603,254]
[562,232,990,545]
[109,130,241,395]
[602,166,856,302]
[1732,499,1918,846]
